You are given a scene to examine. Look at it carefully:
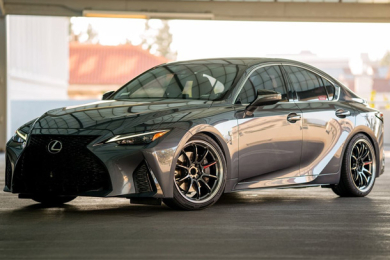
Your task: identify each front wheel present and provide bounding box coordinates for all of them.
[163,134,227,210]
[332,134,377,197]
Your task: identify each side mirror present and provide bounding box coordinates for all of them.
[102,90,115,100]
[245,89,282,117]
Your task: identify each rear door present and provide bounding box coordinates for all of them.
[236,65,303,183]
[282,64,355,177]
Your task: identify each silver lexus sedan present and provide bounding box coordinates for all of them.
[4,58,385,210]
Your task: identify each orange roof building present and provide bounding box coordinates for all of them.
[69,43,169,99]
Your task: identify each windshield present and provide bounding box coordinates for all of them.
[112,64,240,101]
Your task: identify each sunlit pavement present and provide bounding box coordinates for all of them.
[1,150,390,260]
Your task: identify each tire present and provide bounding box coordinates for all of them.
[32,195,77,205]
[332,133,376,197]
[163,134,227,210]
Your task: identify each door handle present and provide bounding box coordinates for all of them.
[335,109,351,118]
[287,113,301,123]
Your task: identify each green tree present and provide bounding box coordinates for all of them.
[69,19,99,44]
[141,20,177,61]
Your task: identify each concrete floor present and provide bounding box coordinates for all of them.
[1,152,390,260]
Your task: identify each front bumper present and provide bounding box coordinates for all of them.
[4,128,187,198]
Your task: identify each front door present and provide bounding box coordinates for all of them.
[236,65,303,183]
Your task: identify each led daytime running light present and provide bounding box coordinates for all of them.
[106,130,169,144]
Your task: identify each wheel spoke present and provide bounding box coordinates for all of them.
[351,155,358,170]
[176,175,190,183]
[361,148,370,160]
[176,164,189,171]
[361,171,369,185]
[359,173,364,187]
[193,144,198,163]
[195,181,201,199]
[202,174,218,180]
[199,149,209,164]
[358,143,364,158]
[184,179,193,195]
[199,179,212,192]
[363,168,372,175]
[354,146,361,158]
[354,171,359,181]
[182,150,192,165]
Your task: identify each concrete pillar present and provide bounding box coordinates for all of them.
[0,16,7,152]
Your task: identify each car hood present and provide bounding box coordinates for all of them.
[32,99,214,135]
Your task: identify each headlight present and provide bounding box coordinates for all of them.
[106,130,169,145]
[12,129,28,143]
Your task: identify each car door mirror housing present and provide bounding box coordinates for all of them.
[251,89,282,106]
[245,89,282,116]
[102,90,115,100]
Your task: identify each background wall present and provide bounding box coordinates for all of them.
[7,15,70,138]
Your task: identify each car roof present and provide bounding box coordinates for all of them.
[165,57,309,67]
[163,57,358,99]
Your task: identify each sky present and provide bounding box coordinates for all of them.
[71,17,390,62]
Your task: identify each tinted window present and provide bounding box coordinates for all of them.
[322,78,335,100]
[236,66,287,104]
[112,64,241,101]
[284,66,328,101]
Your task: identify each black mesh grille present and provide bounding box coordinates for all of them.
[12,135,111,195]
[133,162,153,193]
[5,156,12,189]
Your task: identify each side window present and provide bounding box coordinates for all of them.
[322,78,335,100]
[283,66,328,102]
[237,66,287,104]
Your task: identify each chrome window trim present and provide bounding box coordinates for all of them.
[281,63,341,103]
[231,62,341,105]
[231,62,283,105]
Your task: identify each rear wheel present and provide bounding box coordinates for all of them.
[32,195,77,205]
[332,134,376,197]
[163,134,227,210]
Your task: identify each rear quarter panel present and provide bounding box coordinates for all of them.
[350,102,384,177]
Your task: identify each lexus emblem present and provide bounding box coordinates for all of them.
[48,140,62,154]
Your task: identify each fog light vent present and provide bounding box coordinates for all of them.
[133,162,153,193]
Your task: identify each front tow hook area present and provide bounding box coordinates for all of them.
[130,197,162,206]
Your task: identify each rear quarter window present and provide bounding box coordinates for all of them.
[283,66,329,102]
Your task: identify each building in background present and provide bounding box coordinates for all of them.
[369,59,390,109]
[69,43,169,99]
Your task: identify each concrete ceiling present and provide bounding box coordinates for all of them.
[1,0,390,22]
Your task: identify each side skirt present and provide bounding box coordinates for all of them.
[233,173,339,191]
